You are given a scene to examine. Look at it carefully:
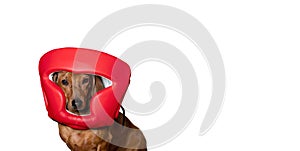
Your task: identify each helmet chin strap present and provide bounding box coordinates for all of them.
[120,106,125,126]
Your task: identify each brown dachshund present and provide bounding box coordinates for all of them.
[52,71,147,151]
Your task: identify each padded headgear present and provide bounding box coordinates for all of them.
[39,47,130,129]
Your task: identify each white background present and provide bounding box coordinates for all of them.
[1,0,300,150]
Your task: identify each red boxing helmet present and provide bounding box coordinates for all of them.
[38,47,130,129]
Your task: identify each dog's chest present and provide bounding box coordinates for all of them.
[58,124,112,151]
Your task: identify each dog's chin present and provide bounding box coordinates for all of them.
[77,109,90,116]
[66,107,90,116]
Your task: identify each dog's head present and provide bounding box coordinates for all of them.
[52,71,104,115]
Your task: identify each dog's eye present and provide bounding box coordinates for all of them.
[62,79,69,86]
[82,78,89,84]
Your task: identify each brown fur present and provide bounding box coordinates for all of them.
[53,71,147,151]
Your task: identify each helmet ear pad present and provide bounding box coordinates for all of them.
[39,47,131,129]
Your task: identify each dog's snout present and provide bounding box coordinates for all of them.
[71,98,83,109]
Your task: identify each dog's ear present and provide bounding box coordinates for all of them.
[89,75,105,101]
[95,76,104,92]
[52,72,58,83]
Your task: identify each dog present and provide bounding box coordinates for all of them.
[52,71,147,151]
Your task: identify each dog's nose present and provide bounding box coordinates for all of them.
[71,98,83,109]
